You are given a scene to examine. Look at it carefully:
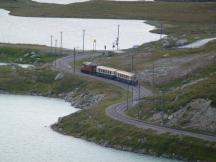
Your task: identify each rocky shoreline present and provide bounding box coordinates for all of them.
[0,88,104,110]
[51,121,189,162]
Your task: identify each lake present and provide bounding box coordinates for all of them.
[0,9,163,50]
[0,94,181,162]
[32,0,154,5]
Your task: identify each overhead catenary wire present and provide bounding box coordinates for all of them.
[48,26,120,51]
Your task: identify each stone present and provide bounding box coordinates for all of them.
[54,72,64,81]
[176,38,188,46]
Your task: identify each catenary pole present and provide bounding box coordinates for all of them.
[55,39,57,55]
[117,25,120,50]
[131,55,134,104]
[83,29,85,53]
[60,31,63,54]
[73,48,76,73]
[50,35,53,53]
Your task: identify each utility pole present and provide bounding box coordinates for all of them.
[55,39,57,55]
[73,48,76,73]
[127,83,129,110]
[131,55,134,104]
[152,62,155,109]
[162,90,165,111]
[137,81,141,120]
[50,35,53,53]
[152,62,155,87]
[127,53,129,110]
[116,24,120,50]
[160,23,163,39]
[93,39,96,51]
[138,81,141,101]
[82,29,85,53]
[60,31,63,55]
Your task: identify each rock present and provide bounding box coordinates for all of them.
[19,57,23,62]
[59,90,104,110]
[176,38,188,46]
[135,149,146,154]
[161,39,170,48]
[168,114,173,120]
[24,53,30,57]
[31,51,36,55]
[167,99,216,133]
[30,53,38,58]
[55,72,64,81]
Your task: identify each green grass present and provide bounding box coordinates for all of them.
[0,43,61,64]
[0,65,119,97]
[0,66,82,94]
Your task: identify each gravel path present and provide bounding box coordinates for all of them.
[54,53,216,142]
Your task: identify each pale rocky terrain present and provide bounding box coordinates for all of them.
[139,53,216,85]
[146,99,216,134]
[55,72,104,109]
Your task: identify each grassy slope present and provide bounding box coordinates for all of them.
[0,66,84,94]
[0,43,61,64]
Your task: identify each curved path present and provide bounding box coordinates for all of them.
[54,53,216,142]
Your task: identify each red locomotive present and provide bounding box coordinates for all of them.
[81,62,97,74]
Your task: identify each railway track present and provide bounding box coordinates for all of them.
[54,53,216,142]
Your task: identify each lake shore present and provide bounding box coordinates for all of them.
[51,120,185,162]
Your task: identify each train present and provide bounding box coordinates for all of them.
[81,62,138,85]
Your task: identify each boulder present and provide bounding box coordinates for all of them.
[54,72,64,81]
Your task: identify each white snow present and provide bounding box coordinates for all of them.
[0,63,34,68]
[178,38,216,49]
